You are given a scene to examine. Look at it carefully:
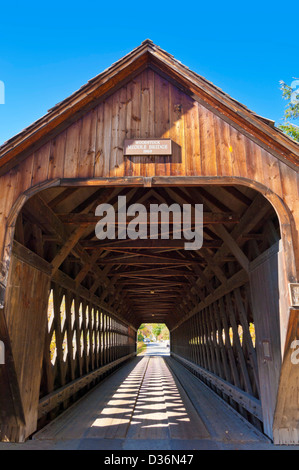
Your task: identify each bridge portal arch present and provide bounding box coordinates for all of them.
[0,41,298,444]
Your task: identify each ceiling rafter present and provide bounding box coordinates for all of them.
[15,184,278,329]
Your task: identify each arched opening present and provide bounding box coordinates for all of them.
[137,323,170,356]
[4,180,288,443]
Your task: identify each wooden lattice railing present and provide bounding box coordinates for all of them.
[171,283,262,429]
[38,282,136,424]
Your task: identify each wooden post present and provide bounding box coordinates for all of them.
[273,307,299,444]
[0,254,50,441]
[249,243,283,440]
[0,307,26,442]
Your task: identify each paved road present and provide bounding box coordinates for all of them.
[139,341,170,356]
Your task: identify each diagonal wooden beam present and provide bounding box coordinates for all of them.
[198,247,227,284]
[24,194,133,315]
[211,224,250,272]
[11,240,136,329]
[50,226,88,276]
[170,189,271,326]
[193,188,250,272]
[75,248,104,286]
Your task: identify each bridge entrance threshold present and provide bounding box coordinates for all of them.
[0,348,297,450]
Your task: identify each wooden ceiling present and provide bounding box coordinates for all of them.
[15,184,279,330]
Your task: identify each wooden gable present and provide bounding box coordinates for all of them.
[0,39,298,178]
[0,41,299,446]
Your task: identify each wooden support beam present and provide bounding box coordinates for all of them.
[48,188,80,210]
[212,224,250,272]
[191,187,250,272]
[50,226,87,276]
[233,287,260,395]
[58,212,240,225]
[90,253,205,265]
[11,241,135,330]
[112,267,197,277]
[171,353,262,421]
[38,352,135,419]
[171,268,249,331]
[198,248,227,284]
[12,240,52,276]
[0,307,26,442]
[23,194,133,314]
[1,254,50,441]
[173,191,271,326]
[74,249,104,286]
[80,239,222,249]
[273,307,299,444]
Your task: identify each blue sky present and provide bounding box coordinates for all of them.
[0,0,297,146]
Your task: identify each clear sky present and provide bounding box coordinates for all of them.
[0,0,297,146]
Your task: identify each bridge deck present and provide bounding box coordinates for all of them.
[1,343,290,450]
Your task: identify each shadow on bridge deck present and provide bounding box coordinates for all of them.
[0,345,298,450]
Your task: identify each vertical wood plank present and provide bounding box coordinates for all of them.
[63,120,82,178]
[230,127,248,179]
[48,130,66,181]
[169,83,184,176]
[154,74,170,176]
[184,100,200,176]
[4,255,50,438]
[114,87,127,177]
[141,69,155,177]
[94,103,105,177]
[130,76,142,177]
[214,117,233,176]
[31,143,51,187]
[78,109,97,178]
[199,105,217,176]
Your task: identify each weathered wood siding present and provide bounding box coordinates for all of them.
[249,242,283,438]
[0,68,298,291]
[0,65,298,444]
[2,254,50,440]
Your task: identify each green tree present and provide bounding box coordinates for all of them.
[137,323,152,340]
[152,323,163,338]
[152,323,169,340]
[278,79,299,142]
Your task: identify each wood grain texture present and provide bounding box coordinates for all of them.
[3,255,50,439]
[0,69,297,285]
[0,61,298,445]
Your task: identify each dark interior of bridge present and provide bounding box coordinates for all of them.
[12,184,280,433]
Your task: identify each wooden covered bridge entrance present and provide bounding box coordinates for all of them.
[0,41,298,448]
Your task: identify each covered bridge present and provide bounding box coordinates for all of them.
[0,40,298,446]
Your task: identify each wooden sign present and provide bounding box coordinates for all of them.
[124,139,172,156]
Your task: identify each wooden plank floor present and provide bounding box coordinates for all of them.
[1,350,298,450]
[32,356,209,443]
